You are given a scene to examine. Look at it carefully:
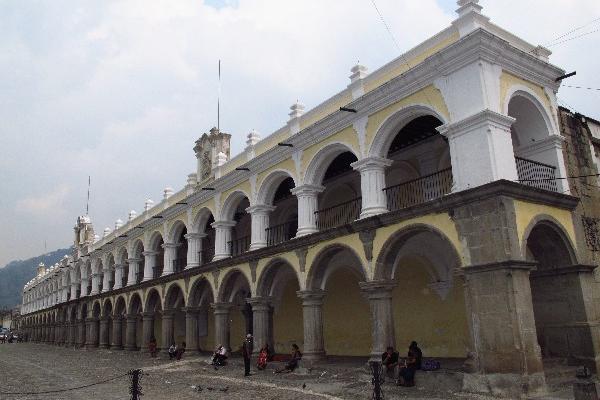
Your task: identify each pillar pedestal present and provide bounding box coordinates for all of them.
[111,316,123,350]
[360,280,396,360]
[297,290,326,361]
[292,185,324,237]
[184,307,200,352]
[212,303,233,351]
[248,297,273,355]
[124,314,138,351]
[141,312,154,352]
[99,317,110,348]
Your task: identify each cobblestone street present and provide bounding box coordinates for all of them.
[0,343,500,400]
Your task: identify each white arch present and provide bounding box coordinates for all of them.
[304,141,358,186]
[256,169,297,205]
[368,104,447,158]
[193,207,215,234]
[167,219,188,243]
[503,85,557,136]
[219,190,250,221]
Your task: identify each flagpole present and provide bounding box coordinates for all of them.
[218,59,221,131]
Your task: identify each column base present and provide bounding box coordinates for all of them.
[110,344,124,350]
[213,254,230,261]
[100,343,110,349]
[296,227,318,237]
[360,207,388,219]
[124,345,138,351]
[113,284,123,290]
[161,271,174,277]
[249,243,267,251]
[185,263,200,269]
[302,351,327,362]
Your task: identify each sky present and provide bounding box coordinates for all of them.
[1,0,599,267]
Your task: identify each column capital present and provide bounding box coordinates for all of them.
[182,306,201,314]
[125,314,138,321]
[211,302,233,314]
[185,232,206,240]
[127,257,142,264]
[141,312,155,318]
[246,204,276,215]
[161,309,176,318]
[246,296,272,311]
[359,280,396,299]
[162,242,180,249]
[351,156,393,172]
[211,220,236,229]
[297,289,325,305]
[437,109,515,140]
[291,184,325,196]
[142,251,160,257]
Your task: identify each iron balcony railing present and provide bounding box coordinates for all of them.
[384,168,453,212]
[315,197,362,230]
[199,247,215,265]
[135,272,142,284]
[228,235,251,257]
[172,258,186,273]
[515,156,558,192]
[266,219,298,246]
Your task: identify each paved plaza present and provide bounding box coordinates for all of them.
[0,343,505,400]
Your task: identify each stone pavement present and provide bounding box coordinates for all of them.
[0,343,573,399]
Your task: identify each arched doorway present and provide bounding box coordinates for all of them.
[217,270,252,351]
[144,289,163,350]
[126,293,143,351]
[383,115,452,211]
[376,227,469,359]
[306,245,371,357]
[524,220,594,366]
[256,259,303,354]
[101,300,113,349]
[188,278,215,352]
[164,284,187,349]
[508,93,564,192]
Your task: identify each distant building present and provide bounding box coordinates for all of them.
[20,1,600,398]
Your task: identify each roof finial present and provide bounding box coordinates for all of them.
[456,0,482,17]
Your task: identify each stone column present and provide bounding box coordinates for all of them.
[360,280,396,360]
[142,251,158,281]
[463,261,545,397]
[80,276,89,297]
[161,243,179,276]
[111,316,123,349]
[77,319,85,346]
[437,110,518,191]
[69,322,77,346]
[247,204,276,250]
[49,323,55,344]
[161,310,175,352]
[127,258,141,285]
[297,290,326,361]
[99,317,110,348]
[248,297,272,355]
[102,267,111,293]
[212,303,232,351]
[141,312,154,352]
[212,221,236,261]
[185,233,204,269]
[71,283,79,299]
[351,157,392,218]
[113,264,124,290]
[124,314,138,350]
[184,307,200,352]
[291,184,324,237]
[91,273,100,295]
[86,317,97,348]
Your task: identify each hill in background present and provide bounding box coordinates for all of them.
[0,248,72,310]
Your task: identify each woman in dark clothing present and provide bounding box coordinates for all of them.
[275,344,302,373]
[398,343,420,387]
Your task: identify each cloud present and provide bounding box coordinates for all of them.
[16,185,71,217]
[0,0,598,267]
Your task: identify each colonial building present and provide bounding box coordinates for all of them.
[20,1,600,397]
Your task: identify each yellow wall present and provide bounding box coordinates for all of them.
[500,72,552,112]
[513,200,578,255]
[229,307,247,352]
[272,279,303,354]
[392,256,469,358]
[323,269,371,356]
